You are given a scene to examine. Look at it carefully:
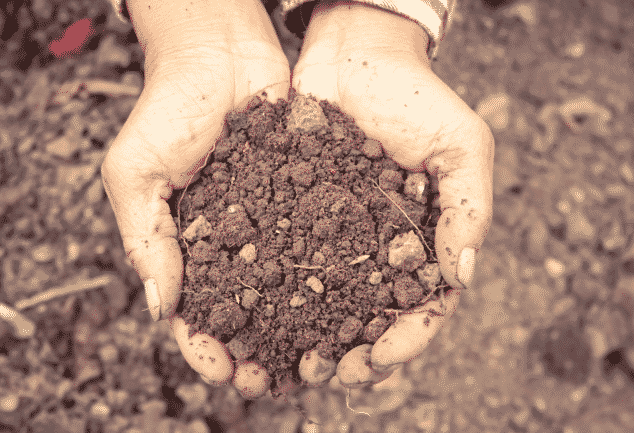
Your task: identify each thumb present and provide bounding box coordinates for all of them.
[431,120,494,290]
[101,144,199,322]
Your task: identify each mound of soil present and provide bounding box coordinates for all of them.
[170,89,449,397]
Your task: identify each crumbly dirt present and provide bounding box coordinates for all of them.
[170,89,449,397]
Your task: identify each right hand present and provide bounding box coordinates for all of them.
[101,0,290,399]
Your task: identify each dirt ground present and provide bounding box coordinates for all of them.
[1,0,634,432]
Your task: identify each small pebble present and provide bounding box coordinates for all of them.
[182,215,212,242]
[277,218,292,231]
[619,163,634,185]
[287,94,329,134]
[32,244,54,263]
[46,134,80,159]
[388,231,426,272]
[566,210,596,243]
[368,271,383,285]
[404,173,428,202]
[416,262,441,288]
[312,252,326,266]
[98,344,118,363]
[264,304,275,317]
[241,288,259,309]
[360,139,383,159]
[584,326,608,359]
[306,276,324,294]
[239,244,257,264]
[90,401,111,421]
[290,295,307,308]
[564,42,585,58]
[0,394,19,412]
[227,204,244,214]
[544,257,565,278]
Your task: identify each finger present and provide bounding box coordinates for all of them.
[371,289,461,370]
[101,157,183,321]
[299,349,337,387]
[232,360,272,400]
[430,120,494,290]
[336,344,393,389]
[170,316,234,386]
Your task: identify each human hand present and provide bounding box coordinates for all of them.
[101,0,290,398]
[291,1,494,386]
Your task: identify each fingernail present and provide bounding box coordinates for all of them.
[457,247,476,290]
[372,363,400,374]
[144,278,162,322]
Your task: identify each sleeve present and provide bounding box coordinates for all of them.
[280,0,456,60]
[107,0,455,60]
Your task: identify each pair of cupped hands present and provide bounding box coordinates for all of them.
[101,0,494,400]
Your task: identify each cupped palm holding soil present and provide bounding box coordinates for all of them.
[101,0,494,400]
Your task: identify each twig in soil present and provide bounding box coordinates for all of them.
[293,265,325,270]
[0,302,35,339]
[237,278,263,297]
[345,388,371,417]
[14,274,114,311]
[370,179,435,259]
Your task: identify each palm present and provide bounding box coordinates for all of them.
[102,38,292,396]
[291,33,493,385]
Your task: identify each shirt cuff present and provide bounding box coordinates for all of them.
[280,0,455,60]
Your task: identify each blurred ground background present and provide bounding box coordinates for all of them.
[1,0,634,432]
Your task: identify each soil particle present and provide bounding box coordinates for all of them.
[363,316,391,343]
[208,301,248,334]
[173,90,446,397]
[393,275,426,309]
[388,230,427,272]
[338,317,364,344]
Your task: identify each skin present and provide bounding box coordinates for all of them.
[292,1,494,380]
[102,0,494,398]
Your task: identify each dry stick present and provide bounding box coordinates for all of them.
[293,265,324,270]
[0,302,36,338]
[14,274,113,311]
[345,388,371,417]
[370,179,435,259]
[237,278,263,297]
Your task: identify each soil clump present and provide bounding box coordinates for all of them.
[171,90,448,397]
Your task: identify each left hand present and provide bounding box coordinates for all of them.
[291,1,494,387]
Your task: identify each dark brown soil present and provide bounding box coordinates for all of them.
[170,89,448,397]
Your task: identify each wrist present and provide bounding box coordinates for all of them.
[305,1,430,66]
[126,0,280,75]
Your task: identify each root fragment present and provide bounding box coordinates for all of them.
[345,388,371,417]
[370,179,435,260]
[14,274,113,311]
[237,278,263,297]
